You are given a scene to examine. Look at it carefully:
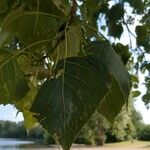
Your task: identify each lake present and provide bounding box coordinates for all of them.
[0,138,56,150]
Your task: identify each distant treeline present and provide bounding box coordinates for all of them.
[0,121,26,139]
[0,119,149,145]
[0,120,54,144]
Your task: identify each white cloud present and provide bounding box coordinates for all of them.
[0,104,23,122]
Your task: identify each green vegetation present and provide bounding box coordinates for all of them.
[137,125,150,141]
[0,121,26,139]
[0,120,55,144]
[0,0,149,150]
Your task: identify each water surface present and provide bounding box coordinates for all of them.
[0,138,52,149]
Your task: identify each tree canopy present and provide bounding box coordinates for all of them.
[0,0,149,150]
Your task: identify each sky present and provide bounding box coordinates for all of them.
[0,1,150,124]
[0,105,23,122]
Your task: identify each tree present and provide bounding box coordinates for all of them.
[0,121,27,138]
[112,105,136,141]
[137,125,150,141]
[75,111,110,145]
[0,0,149,150]
[75,99,143,145]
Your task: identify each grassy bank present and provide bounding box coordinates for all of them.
[105,141,150,148]
[25,141,150,150]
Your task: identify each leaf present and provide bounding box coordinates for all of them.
[51,0,70,15]
[52,25,82,61]
[107,4,124,22]
[15,84,38,129]
[124,0,144,14]
[0,48,29,104]
[82,0,101,26]
[112,43,130,65]
[0,0,8,14]
[86,41,131,100]
[135,25,150,50]
[31,56,111,150]
[80,22,98,39]
[0,9,60,51]
[101,25,106,31]
[31,40,131,149]
[131,75,139,83]
[108,23,123,39]
[17,54,33,75]
[132,90,141,98]
[142,93,150,106]
[85,41,131,124]
[98,78,125,125]
[22,110,38,129]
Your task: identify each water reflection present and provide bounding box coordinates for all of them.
[0,138,32,149]
[0,138,53,149]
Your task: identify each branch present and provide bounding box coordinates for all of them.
[123,18,136,38]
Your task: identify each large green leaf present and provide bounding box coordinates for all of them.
[31,40,131,149]
[0,48,29,104]
[98,78,125,124]
[86,41,131,100]
[86,41,131,124]
[31,56,111,150]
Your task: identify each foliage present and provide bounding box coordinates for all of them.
[75,111,109,145]
[0,0,149,149]
[111,98,144,141]
[0,120,55,144]
[112,106,136,141]
[137,125,150,141]
[0,121,27,139]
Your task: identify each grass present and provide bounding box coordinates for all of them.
[106,140,150,146]
[15,141,150,150]
[105,141,150,149]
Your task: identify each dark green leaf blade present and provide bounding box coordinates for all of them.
[86,41,131,124]
[98,78,125,124]
[86,41,131,100]
[31,56,111,150]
